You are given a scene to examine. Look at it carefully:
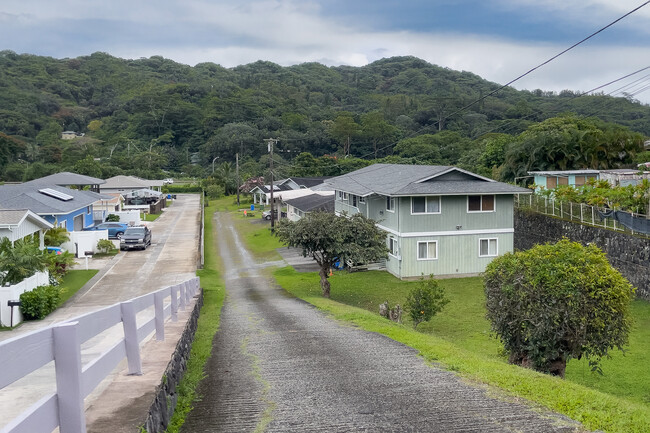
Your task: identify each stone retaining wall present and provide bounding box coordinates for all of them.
[143,288,204,433]
[515,208,650,300]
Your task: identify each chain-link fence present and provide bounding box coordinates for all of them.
[515,194,650,240]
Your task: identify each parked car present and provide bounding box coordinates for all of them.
[163,178,174,184]
[262,209,277,220]
[87,222,130,239]
[120,226,152,250]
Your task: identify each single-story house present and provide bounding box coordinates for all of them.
[92,193,124,223]
[0,209,53,248]
[528,170,600,190]
[327,164,530,279]
[31,171,105,193]
[284,192,335,221]
[0,182,107,231]
[100,175,164,195]
[599,169,650,187]
[281,177,332,190]
[250,177,333,205]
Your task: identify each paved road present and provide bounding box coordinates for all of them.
[181,212,585,433]
[0,194,201,431]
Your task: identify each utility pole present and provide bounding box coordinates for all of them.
[264,138,278,229]
[236,152,240,206]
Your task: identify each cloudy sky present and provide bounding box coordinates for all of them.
[2,0,650,103]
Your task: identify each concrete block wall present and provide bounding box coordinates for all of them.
[514,208,650,300]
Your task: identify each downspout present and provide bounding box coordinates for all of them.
[397,196,402,278]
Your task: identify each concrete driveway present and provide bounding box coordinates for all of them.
[0,194,201,431]
[180,212,585,433]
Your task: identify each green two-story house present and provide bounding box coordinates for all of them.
[327,164,531,279]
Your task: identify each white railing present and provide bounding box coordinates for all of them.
[516,194,650,239]
[0,277,200,433]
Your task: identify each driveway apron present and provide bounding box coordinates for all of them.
[181,212,584,432]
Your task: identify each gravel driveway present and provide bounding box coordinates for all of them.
[181,212,585,432]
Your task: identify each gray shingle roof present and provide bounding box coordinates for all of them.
[0,209,53,228]
[286,177,333,188]
[326,164,530,196]
[284,193,335,213]
[24,171,105,187]
[101,175,163,189]
[0,184,102,215]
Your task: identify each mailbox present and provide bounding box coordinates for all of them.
[7,300,21,307]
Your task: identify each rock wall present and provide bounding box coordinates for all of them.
[144,289,204,433]
[515,208,650,300]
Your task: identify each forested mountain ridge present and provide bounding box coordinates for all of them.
[0,50,648,182]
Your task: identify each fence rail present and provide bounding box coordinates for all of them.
[0,277,200,433]
[515,194,650,240]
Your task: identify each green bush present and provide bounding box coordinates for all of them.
[46,250,76,284]
[484,238,634,378]
[106,214,120,222]
[404,275,449,329]
[165,184,202,193]
[44,227,70,247]
[97,239,115,254]
[205,184,224,199]
[19,285,61,320]
[0,237,48,285]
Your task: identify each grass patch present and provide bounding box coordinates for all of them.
[273,266,650,433]
[166,202,226,433]
[210,196,283,261]
[58,269,98,305]
[143,212,161,222]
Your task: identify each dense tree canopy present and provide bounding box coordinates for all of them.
[0,52,648,182]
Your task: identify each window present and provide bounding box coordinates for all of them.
[411,196,440,214]
[359,196,365,204]
[479,238,498,257]
[388,236,398,257]
[417,241,438,260]
[352,195,358,207]
[342,192,348,201]
[386,196,395,212]
[468,195,495,212]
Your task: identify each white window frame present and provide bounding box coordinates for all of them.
[342,192,348,201]
[388,236,398,257]
[411,196,441,215]
[417,240,438,261]
[386,196,395,213]
[478,238,498,257]
[467,195,496,213]
[359,196,366,204]
[352,194,358,208]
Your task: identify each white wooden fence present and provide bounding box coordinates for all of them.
[0,277,200,433]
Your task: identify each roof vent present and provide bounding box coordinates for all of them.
[39,188,73,201]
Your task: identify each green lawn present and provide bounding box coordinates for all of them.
[143,212,161,222]
[274,266,650,433]
[58,269,98,305]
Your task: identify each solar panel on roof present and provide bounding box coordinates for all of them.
[39,188,73,201]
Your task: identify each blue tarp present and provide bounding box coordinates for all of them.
[598,209,650,234]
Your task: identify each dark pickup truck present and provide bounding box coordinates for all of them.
[120,226,152,250]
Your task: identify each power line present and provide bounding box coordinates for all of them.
[436,1,650,129]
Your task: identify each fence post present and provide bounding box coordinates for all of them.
[580,203,583,223]
[53,321,86,433]
[154,291,164,341]
[179,283,186,310]
[171,286,178,322]
[120,301,142,375]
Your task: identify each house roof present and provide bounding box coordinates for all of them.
[284,193,335,213]
[101,175,164,189]
[327,164,530,197]
[0,209,53,229]
[24,171,105,187]
[528,170,600,176]
[0,184,103,215]
[285,177,333,188]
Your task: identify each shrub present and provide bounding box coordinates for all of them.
[97,239,115,254]
[404,275,449,329]
[20,285,61,320]
[484,238,634,378]
[106,214,120,222]
[46,250,76,284]
[205,184,224,199]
